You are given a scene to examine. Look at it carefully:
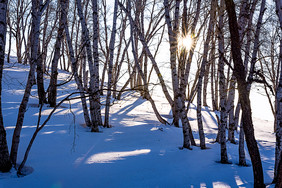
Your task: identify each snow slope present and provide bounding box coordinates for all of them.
[0,62,276,188]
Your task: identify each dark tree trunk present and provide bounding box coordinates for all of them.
[0,0,12,172]
[48,4,64,107]
[224,0,265,187]
[37,42,47,104]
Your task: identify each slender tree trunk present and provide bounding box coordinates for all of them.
[0,0,12,172]
[119,2,173,107]
[225,0,265,186]
[227,74,236,143]
[48,3,64,107]
[10,0,45,165]
[163,0,181,128]
[239,120,247,166]
[104,0,118,128]
[127,0,167,125]
[91,0,102,126]
[61,0,92,128]
[36,42,47,104]
[196,0,216,149]
[218,0,228,163]
[77,0,101,132]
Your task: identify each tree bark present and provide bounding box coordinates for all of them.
[274,0,282,185]
[61,0,92,128]
[76,0,101,132]
[91,0,102,126]
[224,0,265,187]
[196,0,216,149]
[36,42,47,104]
[0,0,12,172]
[218,0,228,163]
[48,3,64,107]
[10,0,47,165]
[104,0,118,128]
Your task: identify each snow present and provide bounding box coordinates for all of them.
[0,62,276,188]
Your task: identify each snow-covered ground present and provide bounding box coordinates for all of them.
[0,62,276,188]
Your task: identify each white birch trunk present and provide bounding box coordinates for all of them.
[10,0,45,165]
[76,0,101,132]
[118,2,173,107]
[127,0,167,125]
[196,0,216,149]
[60,0,92,129]
[274,0,282,184]
[92,0,102,126]
[104,0,118,128]
[218,0,228,163]
[164,0,181,127]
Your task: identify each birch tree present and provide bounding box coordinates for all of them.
[48,3,64,107]
[76,0,101,131]
[224,0,265,186]
[274,0,282,185]
[10,0,50,165]
[218,0,228,163]
[91,0,102,126]
[104,0,118,128]
[196,0,216,149]
[0,0,12,172]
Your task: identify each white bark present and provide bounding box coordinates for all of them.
[274,0,282,184]
[218,0,228,163]
[92,0,102,126]
[104,0,118,128]
[76,0,101,132]
[10,0,48,165]
[61,0,92,128]
[196,0,216,149]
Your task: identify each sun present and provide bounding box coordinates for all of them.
[178,33,193,51]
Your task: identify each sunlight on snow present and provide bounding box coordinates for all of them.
[85,149,151,164]
[234,175,244,186]
[212,182,231,187]
[41,131,55,135]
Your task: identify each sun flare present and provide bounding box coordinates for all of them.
[178,34,193,51]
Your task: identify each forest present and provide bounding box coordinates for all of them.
[0,0,281,187]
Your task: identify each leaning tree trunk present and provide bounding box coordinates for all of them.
[127,0,167,125]
[118,2,173,107]
[0,0,12,172]
[61,0,92,128]
[76,0,101,132]
[10,0,46,165]
[225,0,265,187]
